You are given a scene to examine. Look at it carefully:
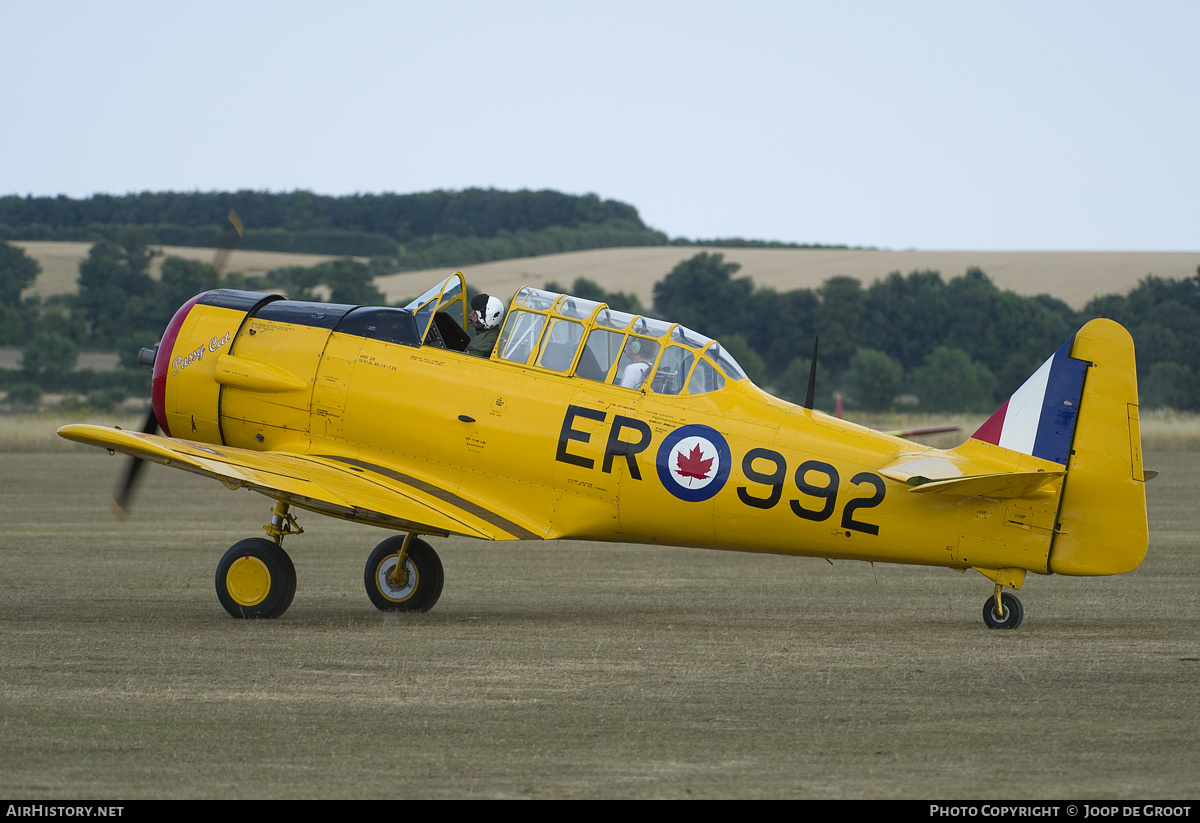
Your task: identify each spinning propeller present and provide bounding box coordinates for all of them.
[113,209,243,516]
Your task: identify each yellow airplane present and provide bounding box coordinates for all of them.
[59,272,1150,628]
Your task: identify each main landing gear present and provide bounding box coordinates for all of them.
[363,534,444,613]
[214,500,445,618]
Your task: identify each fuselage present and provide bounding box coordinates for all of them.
[155,286,1066,577]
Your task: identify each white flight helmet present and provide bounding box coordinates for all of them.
[471,293,504,330]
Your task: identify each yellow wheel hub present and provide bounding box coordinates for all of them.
[226,556,271,606]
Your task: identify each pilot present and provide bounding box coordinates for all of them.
[618,339,656,389]
[465,293,505,357]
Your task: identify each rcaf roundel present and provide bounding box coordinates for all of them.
[656,424,731,502]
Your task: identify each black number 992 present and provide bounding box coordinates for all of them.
[736,448,886,535]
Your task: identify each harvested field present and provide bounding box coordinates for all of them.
[375,247,1200,310]
[12,241,366,299]
[0,424,1196,799]
[15,241,1200,310]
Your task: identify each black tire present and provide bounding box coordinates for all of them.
[215,538,297,619]
[364,536,444,613]
[982,592,1024,630]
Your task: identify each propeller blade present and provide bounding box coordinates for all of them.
[205,208,244,291]
[118,210,242,517]
[803,336,819,411]
[112,404,160,518]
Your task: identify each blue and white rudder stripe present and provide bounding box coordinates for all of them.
[971,337,1088,465]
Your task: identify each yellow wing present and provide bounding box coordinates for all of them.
[58,424,541,541]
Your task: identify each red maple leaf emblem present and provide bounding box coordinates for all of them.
[675,443,713,482]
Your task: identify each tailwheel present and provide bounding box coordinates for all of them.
[364,535,444,613]
[216,538,297,619]
[982,591,1024,630]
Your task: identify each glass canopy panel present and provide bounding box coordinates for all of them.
[650,346,695,396]
[704,342,747,381]
[687,357,725,394]
[629,316,672,339]
[536,318,585,372]
[403,273,466,344]
[513,287,559,312]
[497,310,547,364]
[670,325,712,350]
[577,328,624,382]
[613,337,660,390]
[553,295,603,320]
[594,308,635,330]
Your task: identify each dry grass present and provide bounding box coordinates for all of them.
[1138,409,1200,451]
[853,409,1200,453]
[0,433,1196,798]
[0,412,142,452]
[0,349,119,371]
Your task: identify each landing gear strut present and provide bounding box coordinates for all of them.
[214,500,300,619]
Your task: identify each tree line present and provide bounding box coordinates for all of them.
[0,231,388,405]
[0,189,856,272]
[651,253,1200,413]
[2,236,1198,414]
[0,189,668,269]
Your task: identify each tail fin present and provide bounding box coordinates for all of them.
[971,319,1148,576]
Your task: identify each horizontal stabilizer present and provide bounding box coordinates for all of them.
[899,470,1063,497]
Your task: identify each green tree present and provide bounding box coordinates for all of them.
[320,259,385,305]
[653,253,753,335]
[114,227,161,279]
[0,241,40,306]
[20,328,79,383]
[941,268,1002,362]
[263,265,324,301]
[4,382,42,406]
[76,241,135,346]
[1132,321,1183,375]
[1141,361,1196,410]
[774,355,834,410]
[863,270,947,372]
[750,286,819,377]
[845,348,903,411]
[910,346,996,412]
[814,276,865,374]
[159,256,216,311]
[75,234,168,346]
[0,303,25,345]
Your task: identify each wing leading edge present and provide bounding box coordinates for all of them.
[58,424,540,540]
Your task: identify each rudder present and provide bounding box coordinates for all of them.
[969,318,1149,576]
[1047,318,1148,575]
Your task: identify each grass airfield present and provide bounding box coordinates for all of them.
[1,437,1197,799]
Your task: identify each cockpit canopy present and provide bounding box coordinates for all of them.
[238,272,748,397]
[490,285,748,396]
[401,274,747,395]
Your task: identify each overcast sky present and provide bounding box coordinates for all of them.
[3,1,1196,251]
